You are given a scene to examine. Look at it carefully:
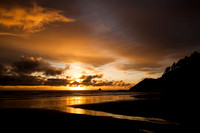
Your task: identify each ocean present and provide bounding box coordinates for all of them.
[0,90,134,113]
[0,90,132,100]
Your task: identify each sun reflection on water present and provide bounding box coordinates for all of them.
[0,95,133,111]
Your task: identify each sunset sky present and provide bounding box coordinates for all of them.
[0,0,200,90]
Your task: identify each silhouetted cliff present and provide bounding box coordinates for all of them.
[130,51,200,97]
[129,78,161,92]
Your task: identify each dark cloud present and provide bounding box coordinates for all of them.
[11,57,47,74]
[80,74,103,85]
[80,74,103,79]
[0,58,47,85]
[44,68,64,76]
[44,78,69,86]
[91,80,131,87]
[0,75,69,86]
[113,80,131,86]
[69,81,80,87]
[79,74,131,87]
[0,75,44,86]
[11,56,66,76]
[93,81,113,86]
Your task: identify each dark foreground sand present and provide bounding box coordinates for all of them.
[0,108,164,132]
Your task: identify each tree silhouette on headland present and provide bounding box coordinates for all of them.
[130,51,200,99]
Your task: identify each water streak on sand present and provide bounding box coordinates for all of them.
[65,106,179,125]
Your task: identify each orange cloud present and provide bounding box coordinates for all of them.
[0,3,75,35]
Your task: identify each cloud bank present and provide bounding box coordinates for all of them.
[0,56,131,87]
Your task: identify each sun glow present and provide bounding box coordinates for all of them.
[69,86,85,90]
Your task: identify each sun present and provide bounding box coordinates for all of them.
[69,86,85,90]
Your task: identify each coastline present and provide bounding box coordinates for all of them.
[0,91,186,132]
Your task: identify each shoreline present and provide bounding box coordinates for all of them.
[0,92,187,132]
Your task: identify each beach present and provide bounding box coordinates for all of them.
[0,91,184,132]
